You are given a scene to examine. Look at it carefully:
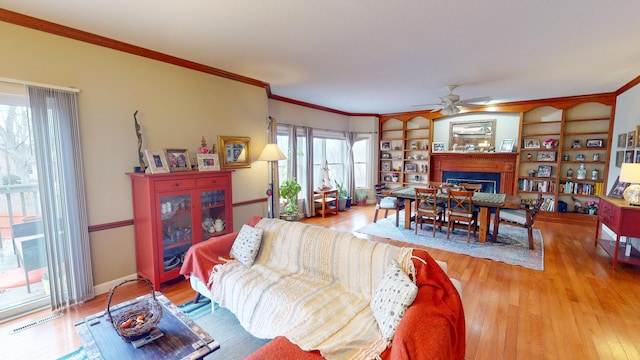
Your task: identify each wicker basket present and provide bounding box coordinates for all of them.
[106,278,163,342]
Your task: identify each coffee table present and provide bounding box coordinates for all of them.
[74,293,219,359]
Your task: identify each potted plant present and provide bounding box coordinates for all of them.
[279,178,302,221]
[585,200,598,215]
[356,190,368,206]
[335,180,350,211]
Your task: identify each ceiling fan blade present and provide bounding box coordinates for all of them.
[457,96,492,105]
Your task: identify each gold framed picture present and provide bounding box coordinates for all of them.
[218,136,251,169]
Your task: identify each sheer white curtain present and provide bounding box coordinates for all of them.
[28,86,94,310]
[346,132,357,201]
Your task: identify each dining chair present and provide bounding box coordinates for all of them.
[446,190,478,242]
[459,183,482,192]
[492,194,543,250]
[373,183,404,226]
[414,187,444,236]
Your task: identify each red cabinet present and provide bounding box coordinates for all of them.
[595,196,640,270]
[128,170,233,290]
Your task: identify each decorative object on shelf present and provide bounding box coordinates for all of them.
[499,139,514,152]
[592,153,600,162]
[567,168,574,178]
[523,138,540,149]
[572,197,582,213]
[563,154,570,161]
[198,136,210,154]
[213,218,225,232]
[197,153,220,171]
[405,163,417,172]
[537,151,557,161]
[381,152,391,159]
[528,169,536,177]
[576,153,585,161]
[144,149,170,174]
[432,142,445,152]
[218,136,251,169]
[258,143,287,218]
[543,138,558,149]
[392,172,399,182]
[619,163,640,206]
[537,165,552,178]
[526,153,533,161]
[411,141,417,150]
[394,145,401,150]
[586,139,604,148]
[571,140,582,148]
[380,140,391,151]
[591,168,599,180]
[576,163,586,180]
[585,200,598,215]
[381,160,391,172]
[164,148,192,172]
[133,110,146,173]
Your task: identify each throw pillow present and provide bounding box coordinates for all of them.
[230,224,263,267]
[370,260,418,342]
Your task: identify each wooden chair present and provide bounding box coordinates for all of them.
[459,183,482,192]
[373,183,404,226]
[414,187,444,236]
[492,194,543,250]
[446,190,478,242]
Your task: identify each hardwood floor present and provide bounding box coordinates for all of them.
[1,206,639,359]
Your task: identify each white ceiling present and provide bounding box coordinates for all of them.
[3,1,640,114]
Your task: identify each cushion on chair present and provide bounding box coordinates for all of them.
[379,197,398,209]
[499,209,527,225]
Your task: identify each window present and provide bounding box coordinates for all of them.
[313,135,346,190]
[353,136,372,188]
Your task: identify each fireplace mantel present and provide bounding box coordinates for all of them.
[430,152,518,195]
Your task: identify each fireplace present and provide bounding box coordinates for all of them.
[430,152,518,195]
[443,171,500,193]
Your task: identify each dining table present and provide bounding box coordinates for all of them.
[390,186,521,243]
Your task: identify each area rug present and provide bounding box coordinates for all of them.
[58,298,270,360]
[355,215,544,271]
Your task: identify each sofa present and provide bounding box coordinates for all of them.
[180,216,465,360]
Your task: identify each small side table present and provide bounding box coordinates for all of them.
[75,294,219,359]
[314,189,339,218]
[595,196,640,270]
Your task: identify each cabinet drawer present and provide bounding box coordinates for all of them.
[155,179,196,191]
[196,176,229,188]
[598,198,619,229]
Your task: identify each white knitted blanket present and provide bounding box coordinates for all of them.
[210,218,413,360]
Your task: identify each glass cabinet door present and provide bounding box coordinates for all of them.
[201,189,227,240]
[160,193,192,272]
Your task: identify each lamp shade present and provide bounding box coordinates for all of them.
[258,143,286,162]
[619,163,640,206]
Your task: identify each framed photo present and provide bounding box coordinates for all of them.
[164,148,191,172]
[381,160,391,172]
[381,152,392,159]
[383,175,392,182]
[585,139,604,148]
[616,151,624,167]
[636,150,640,163]
[432,142,445,152]
[144,149,170,174]
[380,140,391,151]
[625,150,634,163]
[637,126,640,147]
[618,133,627,148]
[410,141,417,150]
[197,153,220,171]
[608,176,629,198]
[523,138,540,149]
[405,163,417,172]
[218,136,251,169]
[627,130,636,149]
[537,165,552,178]
[499,139,515,152]
[571,140,582,148]
[537,151,557,162]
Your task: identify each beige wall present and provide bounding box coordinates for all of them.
[0,22,270,286]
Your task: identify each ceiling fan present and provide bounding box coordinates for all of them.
[418,85,493,115]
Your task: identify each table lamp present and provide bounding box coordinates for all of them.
[258,143,287,217]
[619,163,640,206]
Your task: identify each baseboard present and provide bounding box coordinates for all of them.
[93,273,138,296]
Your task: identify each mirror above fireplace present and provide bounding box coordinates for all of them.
[449,119,496,151]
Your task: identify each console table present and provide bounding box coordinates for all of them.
[595,196,640,270]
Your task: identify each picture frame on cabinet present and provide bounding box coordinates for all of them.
[164,148,192,172]
[197,153,221,171]
[381,160,391,172]
[608,176,628,199]
[144,149,170,174]
[432,142,445,152]
[380,140,391,151]
[617,133,627,148]
[218,136,251,169]
[499,139,515,152]
[537,151,557,162]
[585,139,604,148]
[537,165,552,178]
[523,138,540,149]
[616,151,624,167]
[627,130,636,149]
